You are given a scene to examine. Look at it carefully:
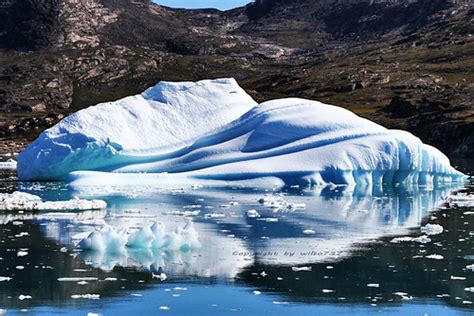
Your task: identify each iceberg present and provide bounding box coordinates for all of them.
[18,78,466,188]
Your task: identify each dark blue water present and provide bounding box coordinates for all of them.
[0,160,472,315]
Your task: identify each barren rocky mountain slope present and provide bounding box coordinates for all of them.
[0,0,472,157]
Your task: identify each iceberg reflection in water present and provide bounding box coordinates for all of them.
[8,181,463,278]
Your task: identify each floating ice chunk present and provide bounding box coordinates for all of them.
[77,222,200,253]
[451,276,466,280]
[0,158,17,170]
[253,290,262,295]
[322,289,335,293]
[78,226,127,253]
[367,283,380,288]
[466,264,474,271]
[260,217,278,223]
[71,294,100,300]
[152,273,167,281]
[204,213,226,219]
[0,191,106,211]
[258,195,306,211]
[173,287,187,291]
[170,210,200,217]
[445,193,474,207]
[426,254,444,260]
[390,235,431,244]
[303,229,316,235]
[103,277,117,281]
[159,306,170,311]
[58,277,99,282]
[421,224,444,236]
[18,295,32,301]
[465,287,474,293]
[291,266,312,272]
[17,251,28,257]
[393,292,409,297]
[246,210,261,218]
[0,277,12,282]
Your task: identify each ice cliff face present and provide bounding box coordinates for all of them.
[18,78,466,187]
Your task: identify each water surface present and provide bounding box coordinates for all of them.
[0,161,472,315]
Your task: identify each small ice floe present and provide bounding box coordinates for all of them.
[77,222,200,253]
[451,276,467,280]
[322,289,335,293]
[291,266,312,272]
[58,277,98,282]
[17,251,28,257]
[258,195,306,211]
[445,193,474,207]
[253,290,262,295]
[421,224,444,236]
[303,229,316,235]
[426,254,444,260]
[173,287,187,291]
[466,264,474,271]
[390,235,431,244]
[159,306,170,311]
[204,213,226,219]
[169,210,200,217]
[152,273,167,281]
[18,295,32,301]
[71,294,100,300]
[272,301,289,305]
[246,210,260,218]
[392,292,413,301]
[0,159,17,170]
[103,277,117,281]
[465,287,474,293]
[259,217,278,223]
[0,191,107,211]
[367,283,380,288]
[0,277,12,282]
[183,205,202,209]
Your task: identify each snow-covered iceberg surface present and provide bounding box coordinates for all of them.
[18,78,466,187]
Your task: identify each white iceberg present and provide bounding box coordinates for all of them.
[18,78,466,188]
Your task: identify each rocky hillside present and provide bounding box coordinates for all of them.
[0,0,472,157]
